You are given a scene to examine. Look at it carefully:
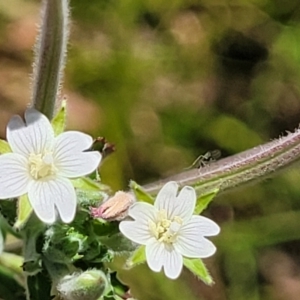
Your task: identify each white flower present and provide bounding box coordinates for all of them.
[119,181,220,279]
[0,108,101,224]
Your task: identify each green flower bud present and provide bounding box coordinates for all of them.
[57,269,107,300]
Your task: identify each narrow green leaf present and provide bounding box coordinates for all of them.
[51,99,67,135]
[183,258,213,285]
[129,180,154,204]
[14,194,33,230]
[0,140,11,154]
[71,177,110,192]
[194,188,219,215]
[0,253,23,275]
[125,245,146,269]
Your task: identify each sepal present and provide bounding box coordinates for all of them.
[129,180,154,204]
[183,258,214,285]
[125,245,146,269]
[14,194,33,230]
[0,140,11,154]
[51,99,67,136]
[194,188,219,215]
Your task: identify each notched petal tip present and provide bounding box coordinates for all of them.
[59,209,76,224]
[178,185,196,201]
[7,108,54,155]
[38,213,56,225]
[24,108,53,130]
[7,115,24,131]
[155,181,179,210]
[127,201,156,221]
[163,250,183,280]
[161,181,179,194]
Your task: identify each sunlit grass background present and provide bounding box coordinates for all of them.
[1,0,300,299]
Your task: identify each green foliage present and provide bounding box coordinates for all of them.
[183,258,213,285]
[51,100,67,136]
[194,189,219,215]
[3,0,300,299]
[125,246,146,269]
[0,140,11,154]
[15,195,32,230]
[129,180,154,204]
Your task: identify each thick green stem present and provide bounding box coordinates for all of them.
[22,216,46,300]
[143,128,300,197]
[31,0,69,119]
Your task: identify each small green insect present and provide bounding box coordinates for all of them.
[186,149,221,169]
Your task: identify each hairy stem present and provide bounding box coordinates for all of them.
[31,0,69,119]
[143,128,300,197]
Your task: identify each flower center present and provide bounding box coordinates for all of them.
[28,152,56,180]
[149,209,183,244]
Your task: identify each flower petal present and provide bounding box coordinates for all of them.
[0,153,30,198]
[185,215,221,236]
[170,186,196,221]
[174,216,219,258]
[53,131,101,177]
[28,181,56,224]
[52,178,77,223]
[163,247,183,279]
[128,202,157,221]
[28,177,76,224]
[7,108,54,156]
[145,239,165,272]
[54,131,94,153]
[146,240,183,279]
[154,181,178,212]
[175,235,217,258]
[119,202,157,244]
[119,220,151,245]
[56,152,101,178]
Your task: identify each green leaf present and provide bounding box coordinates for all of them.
[194,188,219,215]
[129,180,154,204]
[14,194,33,230]
[71,177,110,192]
[125,245,146,269]
[0,253,23,275]
[51,99,67,135]
[183,258,213,285]
[0,140,11,154]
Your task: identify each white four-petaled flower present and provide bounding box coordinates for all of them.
[0,108,101,224]
[119,181,220,279]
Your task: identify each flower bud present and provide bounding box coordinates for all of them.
[57,269,107,300]
[90,191,135,221]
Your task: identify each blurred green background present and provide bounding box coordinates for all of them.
[2,0,300,299]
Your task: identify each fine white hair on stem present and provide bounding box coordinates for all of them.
[143,127,300,197]
[31,0,70,119]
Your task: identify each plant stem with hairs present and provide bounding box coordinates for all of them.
[143,128,300,197]
[31,0,69,119]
